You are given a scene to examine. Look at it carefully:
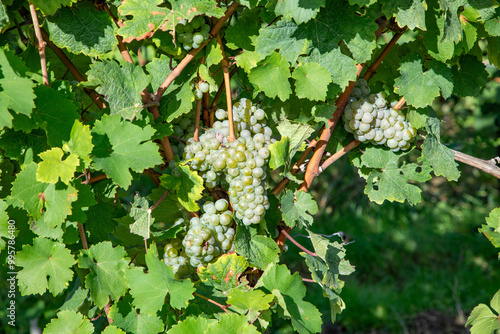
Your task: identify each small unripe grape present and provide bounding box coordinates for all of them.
[359,122,371,133]
[199,81,209,93]
[361,113,374,123]
[387,138,398,149]
[384,128,396,139]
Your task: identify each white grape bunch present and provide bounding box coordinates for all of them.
[183,99,274,226]
[342,79,417,152]
[175,16,210,51]
[163,199,235,274]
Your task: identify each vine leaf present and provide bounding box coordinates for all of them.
[381,0,426,30]
[129,194,154,240]
[167,316,216,334]
[84,61,151,121]
[234,225,280,270]
[270,120,314,174]
[479,207,500,250]
[33,85,80,147]
[0,49,36,130]
[77,241,130,308]
[274,0,325,25]
[466,289,500,334]
[198,253,249,296]
[277,120,314,159]
[0,2,8,30]
[206,313,260,334]
[118,0,224,42]
[256,264,323,334]
[36,148,79,185]
[65,120,93,169]
[248,52,292,101]
[109,296,164,334]
[302,231,355,321]
[394,54,453,108]
[227,289,274,315]
[292,62,331,101]
[46,1,116,57]
[254,20,311,65]
[31,0,77,16]
[16,237,75,296]
[281,190,318,228]
[10,163,78,228]
[452,55,489,97]
[127,243,195,313]
[159,163,204,212]
[91,114,162,189]
[439,0,463,43]
[361,147,432,205]
[0,199,8,252]
[43,310,94,334]
[301,2,378,63]
[101,326,126,334]
[421,117,460,181]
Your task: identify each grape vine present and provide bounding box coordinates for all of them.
[0,1,500,334]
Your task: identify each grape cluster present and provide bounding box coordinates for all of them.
[175,16,210,52]
[163,199,235,275]
[183,99,274,225]
[342,79,417,152]
[170,112,195,158]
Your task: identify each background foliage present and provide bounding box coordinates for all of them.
[0,0,499,333]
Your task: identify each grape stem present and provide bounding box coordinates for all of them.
[302,278,315,283]
[29,3,49,86]
[362,27,407,81]
[319,140,361,175]
[150,190,169,212]
[280,229,317,257]
[77,222,88,250]
[393,96,406,110]
[83,173,107,185]
[194,292,230,314]
[216,32,236,142]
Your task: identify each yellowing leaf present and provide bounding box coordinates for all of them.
[37,148,79,185]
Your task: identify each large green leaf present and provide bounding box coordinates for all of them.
[248,52,292,101]
[109,296,164,334]
[91,114,162,189]
[43,310,93,334]
[274,0,325,25]
[46,1,116,57]
[394,54,453,108]
[0,49,36,130]
[256,264,323,334]
[281,190,318,228]
[31,0,77,16]
[85,61,151,121]
[10,163,78,228]
[118,0,224,42]
[361,147,432,205]
[126,244,195,314]
[78,242,130,308]
[16,237,75,296]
